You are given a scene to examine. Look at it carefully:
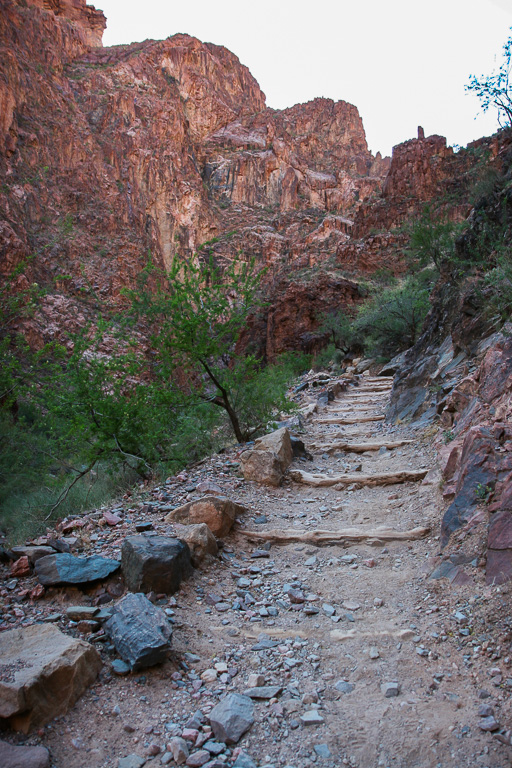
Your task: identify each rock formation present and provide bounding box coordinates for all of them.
[2,0,479,359]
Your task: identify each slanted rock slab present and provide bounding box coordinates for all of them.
[105,592,172,670]
[35,553,120,586]
[121,535,192,594]
[0,739,50,768]
[0,624,101,732]
[174,523,218,566]
[253,427,293,471]
[165,496,247,537]
[243,685,282,699]
[209,693,254,744]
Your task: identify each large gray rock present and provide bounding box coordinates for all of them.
[105,592,172,670]
[0,740,50,768]
[0,624,101,732]
[165,496,247,537]
[121,536,192,594]
[209,693,254,744]
[35,553,120,586]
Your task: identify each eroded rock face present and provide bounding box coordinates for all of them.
[0,624,101,732]
[25,0,106,47]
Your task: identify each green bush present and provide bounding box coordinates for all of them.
[352,275,432,359]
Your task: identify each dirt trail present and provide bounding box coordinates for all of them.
[40,377,512,768]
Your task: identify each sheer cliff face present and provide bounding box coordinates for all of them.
[0,0,475,356]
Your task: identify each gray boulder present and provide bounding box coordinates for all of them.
[105,592,172,670]
[0,739,50,768]
[35,553,120,586]
[209,693,254,744]
[121,535,192,594]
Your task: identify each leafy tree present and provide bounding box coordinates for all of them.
[352,275,432,358]
[126,253,291,443]
[406,206,462,270]
[466,29,512,129]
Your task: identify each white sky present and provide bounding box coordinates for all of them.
[97,0,512,157]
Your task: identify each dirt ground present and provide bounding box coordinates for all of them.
[3,375,512,768]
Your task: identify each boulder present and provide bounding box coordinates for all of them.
[104,592,172,670]
[240,450,283,487]
[0,740,50,768]
[121,536,192,594]
[209,693,254,744]
[165,496,247,537]
[0,624,101,732]
[240,427,293,486]
[253,427,293,471]
[35,553,120,586]
[174,524,218,566]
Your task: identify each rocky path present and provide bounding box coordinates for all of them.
[3,374,512,768]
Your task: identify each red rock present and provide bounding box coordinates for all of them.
[11,557,31,578]
[102,511,121,526]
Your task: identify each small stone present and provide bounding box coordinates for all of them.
[135,522,154,532]
[322,604,335,617]
[287,588,305,604]
[167,737,189,764]
[247,674,265,687]
[147,744,161,756]
[304,556,317,567]
[300,710,324,725]
[342,600,361,611]
[478,704,494,717]
[0,739,50,768]
[112,659,131,676]
[182,729,199,742]
[186,750,210,767]
[203,741,226,756]
[373,598,384,607]
[479,716,499,732]
[313,744,331,758]
[233,753,257,768]
[209,693,255,744]
[369,647,380,659]
[201,669,218,683]
[118,756,146,768]
[66,606,100,621]
[334,680,354,694]
[381,682,400,698]
[243,685,282,699]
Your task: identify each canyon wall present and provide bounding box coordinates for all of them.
[0,0,484,356]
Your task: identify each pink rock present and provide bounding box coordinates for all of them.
[102,511,122,526]
[182,728,199,742]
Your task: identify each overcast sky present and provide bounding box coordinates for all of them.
[97,0,512,158]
